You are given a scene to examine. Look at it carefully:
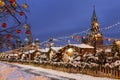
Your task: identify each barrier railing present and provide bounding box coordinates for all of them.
[1,60,120,79]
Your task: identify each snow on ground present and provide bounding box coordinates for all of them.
[2,62,119,80]
[0,62,50,80]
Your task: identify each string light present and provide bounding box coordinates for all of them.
[41,21,120,46]
[0,0,30,50]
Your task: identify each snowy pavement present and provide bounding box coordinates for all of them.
[0,61,118,80]
[0,62,50,80]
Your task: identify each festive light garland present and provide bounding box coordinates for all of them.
[41,21,120,46]
[0,0,30,50]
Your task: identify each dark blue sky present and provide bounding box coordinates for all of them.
[28,0,120,41]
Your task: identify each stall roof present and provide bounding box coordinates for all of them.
[51,47,63,51]
[39,48,49,53]
[39,47,63,52]
[23,50,36,54]
[24,51,29,54]
[29,50,36,53]
[105,49,111,53]
[69,43,94,48]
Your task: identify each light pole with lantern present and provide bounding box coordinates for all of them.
[93,34,97,55]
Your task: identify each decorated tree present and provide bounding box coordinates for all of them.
[0,0,32,50]
[111,40,119,57]
[97,51,106,64]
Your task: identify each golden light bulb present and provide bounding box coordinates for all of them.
[67,48,74,57]
[68,48,73,53]
[97,33,101,37]
[12,2,17,7]
[22,4,27,9]
[116,41,120,46]
[93,22,98,27]
[0,1,5,7]
[23,24,28,29]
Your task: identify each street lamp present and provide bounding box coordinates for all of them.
[24,38,29,46]
[93,34,97,55]
[49,37,54,47]
[16,39,22,48]
[35,38,40,49]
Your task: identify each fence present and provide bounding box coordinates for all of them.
[1,60,120,79]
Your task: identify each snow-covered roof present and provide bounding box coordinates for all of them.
[18,52,22,55]
[96,49,103,53]
[39,48,49,52]
[69,43,94,48]
[23,50,36,54]
[24,51,29,54]
[35,38,39,41]
[9,54,18,56]
[39,47,63,52]
[51,47,63,51]
[105,49,111,53]
[31,42,35,46]
[29,50,36,53]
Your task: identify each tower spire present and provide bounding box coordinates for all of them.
[91,5,97,22]
[82,6,103,46]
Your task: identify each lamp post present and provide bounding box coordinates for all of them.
[16,39,22,49]
[49,37,54,61]
[93,34,97,55]
[35,38,40,50]
[49,38,53,47]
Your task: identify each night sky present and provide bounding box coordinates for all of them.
[28,0,120,41]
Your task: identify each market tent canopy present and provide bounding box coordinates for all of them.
[69,43,94,49]
[51,47,63,52]
[39,48,49,53]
